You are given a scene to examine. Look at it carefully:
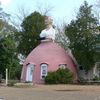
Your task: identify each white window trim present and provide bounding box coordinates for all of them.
[40,63,48,79]
[59,64,67,69]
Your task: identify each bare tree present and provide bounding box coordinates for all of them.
[93,0,100,24]
[36,3,54,16]
[10,6,30,31]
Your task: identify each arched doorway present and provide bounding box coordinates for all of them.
[26,63,35,82]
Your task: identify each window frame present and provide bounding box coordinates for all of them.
[59,64,67,69]
[40,63,48,79]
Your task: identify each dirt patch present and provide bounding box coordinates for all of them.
[0,84,100,100]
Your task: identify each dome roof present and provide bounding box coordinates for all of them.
[24,41,77,72]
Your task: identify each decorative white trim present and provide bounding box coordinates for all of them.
[40,63,48,79]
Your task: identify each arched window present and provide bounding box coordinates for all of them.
[40,63,48,79]
[59,64,67,69]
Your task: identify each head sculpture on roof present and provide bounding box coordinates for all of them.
[40,16,56,42]
[44,16,53,26]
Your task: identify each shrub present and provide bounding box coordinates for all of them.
[45,68,73,84]
[92,76,100,81]
[56,68,74,84]
[45,71,59,84]
[7,80,18,86]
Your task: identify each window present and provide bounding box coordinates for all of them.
[40,63,48,79]
[59,64,67,69]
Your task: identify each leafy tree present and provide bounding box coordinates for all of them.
[0,6,21,79]
[0,35,20,79]
[65,1,99,71]
[17,11,46,56]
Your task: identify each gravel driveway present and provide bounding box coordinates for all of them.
[0,85,100,100]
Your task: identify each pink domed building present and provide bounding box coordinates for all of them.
[21,41,78,84]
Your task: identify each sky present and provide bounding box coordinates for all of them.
[0,0,97,25]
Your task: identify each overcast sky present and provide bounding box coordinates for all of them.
[0,0,96,25]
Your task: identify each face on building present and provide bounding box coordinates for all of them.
[45,16,53,26]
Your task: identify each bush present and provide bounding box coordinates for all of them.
[56,68,74,84]
[45,71,58,84]
[7,80,18,86]
[92,76,100,81]
[45,68,73,84]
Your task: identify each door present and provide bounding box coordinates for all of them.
[26,64,34,82]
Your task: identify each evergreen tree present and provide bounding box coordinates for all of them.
[17,11,46,56]
[65,1,99,70]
